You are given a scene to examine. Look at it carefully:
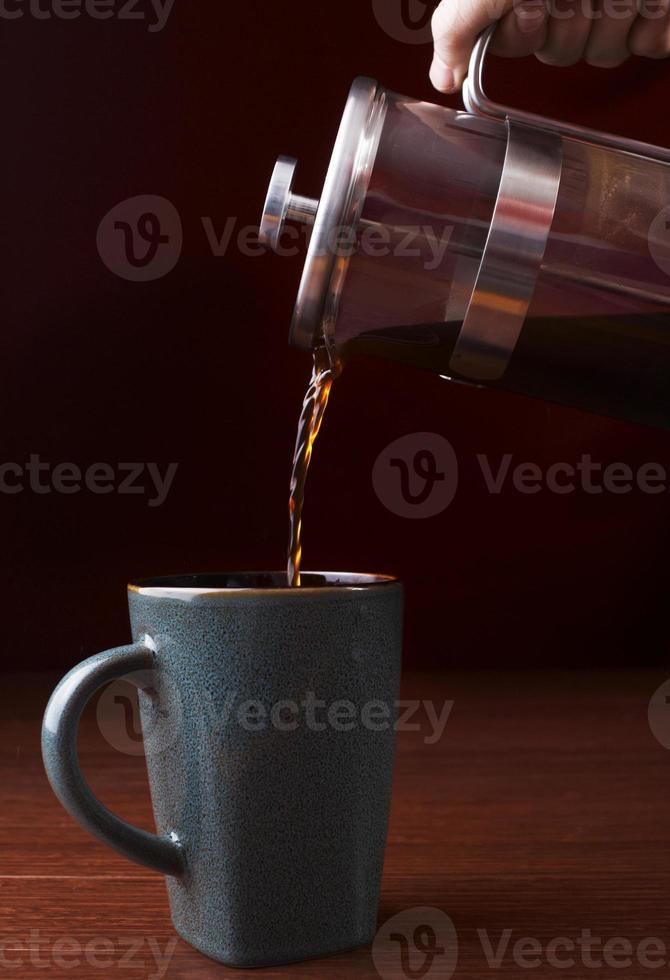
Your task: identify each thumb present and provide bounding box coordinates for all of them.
[430,0,513,92]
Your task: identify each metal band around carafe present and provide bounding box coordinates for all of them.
[448,120,563,382]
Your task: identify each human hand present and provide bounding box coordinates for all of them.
[430,0,670,92]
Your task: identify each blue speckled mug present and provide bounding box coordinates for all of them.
[42,571,403,967]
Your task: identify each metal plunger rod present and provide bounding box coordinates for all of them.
[260,157,321,250]
[286,193,318,227]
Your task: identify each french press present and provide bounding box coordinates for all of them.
[260,26,670,429]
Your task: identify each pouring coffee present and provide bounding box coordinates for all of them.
[261,26,670,431]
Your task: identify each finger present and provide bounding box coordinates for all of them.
[492,0,550,55]
[629,0,670,57]
[537,0,597,65]
[430,0,516,92]
[584,0,637,66]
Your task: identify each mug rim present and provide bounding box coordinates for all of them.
[128,570,399,599]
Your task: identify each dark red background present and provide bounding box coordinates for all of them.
[3,0,670,670]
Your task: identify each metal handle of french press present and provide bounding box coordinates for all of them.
[464,23,670,164]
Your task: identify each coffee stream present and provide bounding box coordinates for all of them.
[287,347,336,587]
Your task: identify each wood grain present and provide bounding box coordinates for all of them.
[2,669,670,978]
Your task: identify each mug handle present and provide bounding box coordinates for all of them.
[41,639,185,877]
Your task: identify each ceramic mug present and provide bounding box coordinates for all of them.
[42,571,403,967]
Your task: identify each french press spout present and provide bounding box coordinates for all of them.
[260,26,670,429]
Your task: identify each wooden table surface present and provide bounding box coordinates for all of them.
[2,669,670,979]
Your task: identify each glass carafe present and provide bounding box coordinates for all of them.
[260,27,670,429]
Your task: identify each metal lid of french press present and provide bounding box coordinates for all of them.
[259,77,387,353]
